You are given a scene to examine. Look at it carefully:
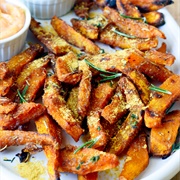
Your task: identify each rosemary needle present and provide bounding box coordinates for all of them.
[74,136,101,154]
[120,13,147,23]
[149,84,172,95]
[111,27,137,39]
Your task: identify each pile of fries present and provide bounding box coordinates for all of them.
[0,0,180,180]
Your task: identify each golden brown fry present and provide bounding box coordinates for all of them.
[138,60,174,82]
[23,67,47,102]
[74,0,94,18]
[99,24,158,50]
[0,62,8,80]
[77,60,92,119]
[150,110,180,157]
[143,11,165,27]
[116,0,142,18]
[145,74,180,128]
[67,86,79,119]
[119,133,149,180]
[0,76,13,96]
[71,18,99,40]
[58,145,119,175]
[156,42,167,53]
[51,16,101,55]
[101,85,127,124]
[43,75,84,142]
[35,113,62,180]
[16,54,52,89]
[0,130,58,149]
[87,81,117,149]
[0,102,46,130]
[30,18,74,55]
[106,77,144,155]
[126,69,150,105]
[7,44,44,77]
[144,49,175,66]
[129,0,174,12]
[55,51,82,85]
[0,97,17,114]
[103,6,166,39]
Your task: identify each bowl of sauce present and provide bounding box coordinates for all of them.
[20,0,76,19]
[0,0,31,62]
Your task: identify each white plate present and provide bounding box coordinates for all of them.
[0,5,180,180]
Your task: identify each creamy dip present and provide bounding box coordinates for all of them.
[0,0,25,40]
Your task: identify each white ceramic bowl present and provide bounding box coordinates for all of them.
[20,0,76,19]
[0,0,31,62]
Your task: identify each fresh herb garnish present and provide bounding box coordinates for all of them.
[149,84,172,95]
[120,14,147,23]
[99,49,105,54]
[111,27,137,39]
[3,157,16,163]
[97,126,101,131]
[171,142,180,153]
[17,85,29,103]
[90,155,100,163]
[85,59,122,82]
[76,161,84,170]
[74,135,101,154]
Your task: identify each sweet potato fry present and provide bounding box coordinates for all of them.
[0,102,46,130]
[103,6,166,39]
[138,60,174,82]
[58,145,119,175]
[71,18,99,40]
[128,0,174,12]
[125,69,150,105]
[87,81,117,149]
[106,77,144,155]
[51,16,101,55]
[42,75,84,142]
[67,87,79,119]
[143,11,165,27]
[55,51,82,85]
[99,23,158,50]
[144,49,175,66]
[0,97,17,114]
[150,110,180,157]
[119,133,149,180]
[156,42,167,53]
[16,54,52,89]
[144,74,180,128]
[77,60,92,119]
[22,67,47,102]
[0,130,58,149]
[30,18,75,55]
[0,76,13,96]
[74,0,94,18]
[101,84,127,124]
[0,62,8,80]
[6,44,44,77]
[35,113,62,180]
[116,0,142,18]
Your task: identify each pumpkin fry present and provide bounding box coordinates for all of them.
[150,110,180,157]
[144,74,180,128]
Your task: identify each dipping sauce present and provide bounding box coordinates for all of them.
[0,0,25,40]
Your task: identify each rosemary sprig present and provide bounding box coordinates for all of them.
[85,59,122,82]
[99,73,122,82]
[149,84,172,95]
[111,27,137,39]
[74,136,101,154]
[85,59,116,75]
[120,13,147,23]
[17,85,29,103]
